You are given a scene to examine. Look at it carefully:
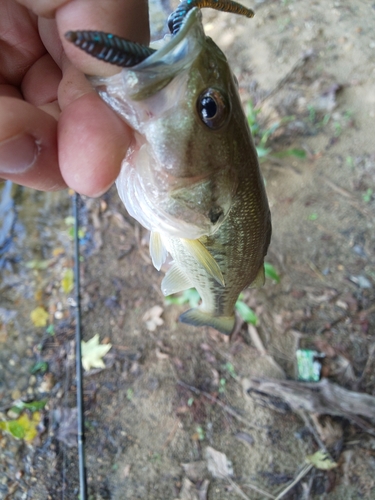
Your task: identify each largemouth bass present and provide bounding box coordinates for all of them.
[66,1,271,335]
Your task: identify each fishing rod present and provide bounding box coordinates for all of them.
[73,192,87,500]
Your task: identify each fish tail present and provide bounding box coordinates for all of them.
[179,309,235,335]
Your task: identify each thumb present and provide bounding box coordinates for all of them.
[56,0,150,77]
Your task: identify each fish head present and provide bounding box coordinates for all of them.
[91,8,249,239]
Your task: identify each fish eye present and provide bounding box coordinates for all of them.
[197,88,230,129]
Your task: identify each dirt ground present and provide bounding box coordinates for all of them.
[1,0,375,498]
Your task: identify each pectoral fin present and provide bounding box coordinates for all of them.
[249,264,265,288]
[179,308,235,335]
[161,264,192,296]
[181,238,225,286]
[149,231,168,270]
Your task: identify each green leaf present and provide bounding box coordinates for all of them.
[0,412,41,442]
[264,262,281,283]
[308,213,318,221]
[272,148,306,159]
[235,301,258,325]
[46,325,55,336]
[256,146,272,158]
[30,361,49,375]
[164,288,201,308]
[306,450,338,470]
[362,188,373,203]
[7,419,26,439]
[25,259,51,270]
[13,400,47,412]
[10,400,47,415]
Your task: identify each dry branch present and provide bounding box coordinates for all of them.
[245,377,375,435]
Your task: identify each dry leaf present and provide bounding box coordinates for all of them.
[61,268,74,294]
[205,446,233,479]
[53,408,78,447]
[30,306,49,327]
[306,450,338,470]
[81,334,112,371]
[182,461,207,482]
[52,247,65,257]
[143,305,164,331]
[178,478,199,500]
[310,415,343,447]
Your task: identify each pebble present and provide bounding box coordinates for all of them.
[11,389,21,400]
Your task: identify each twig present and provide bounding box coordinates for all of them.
[240,478,276,499]
[274,464,313,500]
[324,178,371,218]
[246,377,375,436]
[176,380,266,431]
[297,411,331,459]
[257,50,314,107]
[227,476,275,500]
[162,418,180,449]
[247,324,266,355]
[358,343,375,385]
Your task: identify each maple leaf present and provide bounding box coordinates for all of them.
[0,411,41,442]
[81,334,112,371]
[30,306,49,327]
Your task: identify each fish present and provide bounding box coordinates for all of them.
[65,0,272,335]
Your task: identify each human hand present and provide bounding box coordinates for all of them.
[0,0,149,195]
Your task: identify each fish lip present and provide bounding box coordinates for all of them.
[136,8,203,69]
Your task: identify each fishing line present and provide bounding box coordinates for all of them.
[73,192,87,500]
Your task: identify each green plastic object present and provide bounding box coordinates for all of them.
[296,349,322,382]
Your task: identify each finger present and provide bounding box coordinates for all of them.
[58,92,132,197]
[56,0,150,76]
[21,53,62,106]
[0,97,65,190]
[16,0,70,19]
[0,84,23,99]
[1,1,45,85]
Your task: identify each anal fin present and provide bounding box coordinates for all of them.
[179,308,235,336]
[161,264,192,296]
[181,238,225,287]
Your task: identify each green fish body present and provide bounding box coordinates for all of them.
[90,8,271,335]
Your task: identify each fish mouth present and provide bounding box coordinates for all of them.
[124,8,205,100]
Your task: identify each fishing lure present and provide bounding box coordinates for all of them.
[65,0,254,67]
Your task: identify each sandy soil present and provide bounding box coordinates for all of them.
[1,0,375,499]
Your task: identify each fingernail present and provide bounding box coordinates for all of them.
[0,134,39,175]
